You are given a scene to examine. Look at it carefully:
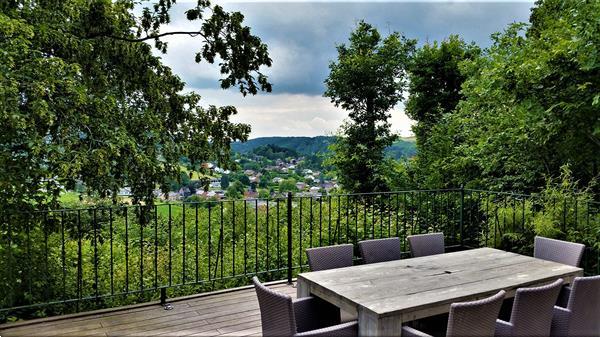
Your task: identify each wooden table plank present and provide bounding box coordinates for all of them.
[297,248,583,337]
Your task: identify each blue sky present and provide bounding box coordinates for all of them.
[157,1,534,138]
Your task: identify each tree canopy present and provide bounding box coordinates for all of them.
[0,0,272,212]
[408,0,600,192]
[324,21,416,193]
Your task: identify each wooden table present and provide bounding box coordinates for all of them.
[296,248,583,337]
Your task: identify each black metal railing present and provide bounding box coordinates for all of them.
[1,188,598,322]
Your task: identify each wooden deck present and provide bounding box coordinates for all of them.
[0,282,296,337]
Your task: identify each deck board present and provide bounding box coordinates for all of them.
[0,282,296,337]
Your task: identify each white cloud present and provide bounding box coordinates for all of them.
[187,89,414,138]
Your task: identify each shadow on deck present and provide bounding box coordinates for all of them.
[0,281,295,337]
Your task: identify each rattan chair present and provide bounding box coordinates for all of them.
[402,290,506,337]
[534,236,585,267]
[407,232,445,258]
[550,275,600,337]
[495,278,564,337]
[306,244,354,271]
[253,277,357,337]
[358,237,401,264]
[534,236,585,306]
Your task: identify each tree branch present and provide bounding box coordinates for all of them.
[88,31,207,42]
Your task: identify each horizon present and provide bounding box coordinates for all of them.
[154,0,535,138]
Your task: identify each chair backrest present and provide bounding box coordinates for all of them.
[566,275,600,336]
[407,232,445,257]
[306,244,354,271]
[534,236,585,267]
[358,237,401,264]
[509,278,564,336]
[446,290,505,337]
[253,277,296,337]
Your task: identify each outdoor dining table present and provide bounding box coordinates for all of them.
[296,247,583,337]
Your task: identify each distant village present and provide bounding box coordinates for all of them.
[118,155,340,202]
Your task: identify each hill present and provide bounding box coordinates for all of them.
[232,136,416,159]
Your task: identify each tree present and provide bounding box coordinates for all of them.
[279,179,297,193]
[220,175,231,190]
[412,0,600,192]
[404,35,480,188]
[225,181,245,199]
[324,21,416,193]
[0,0,272,214]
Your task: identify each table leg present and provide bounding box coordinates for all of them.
[296,278,310,298]
[358,307,402,337]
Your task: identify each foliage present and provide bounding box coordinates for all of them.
[250,144,299,161]
[279,179,298,193]
[324,21,416,193]
[410,0,600,192]
[404,36,480,188]
[0,0,272,215]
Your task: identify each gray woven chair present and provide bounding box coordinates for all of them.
[534,236,585,307]
[253,277,357,337]
[550,275,600,337]
[402,290,506,337]
[534,236,585,267]
[358,237,402,264]
[495,278,564,337]
[306,244,354,271]
[407,232,445,258]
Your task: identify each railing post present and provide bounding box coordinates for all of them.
[459,186,465,248]
[287,192,293,284]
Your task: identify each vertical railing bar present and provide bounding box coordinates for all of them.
[299,197,303,271]
[182,203,186,285]
[93,209,99,301]
[319,197,323,246]
[26,215,31,301]
[254,199,258,274]
[220,201,224,279]
[154,206,158,289]
[77,210,82,310]
[328,196,332,245]
[244,200,247,276]
[208,204,212,280]
[354,195,358,245]
[168,204,172,287]
[140,207,145,292]
[43,213,49,301]
[61,211,67,300]
[403,193,407,250]
[232,200,236,277]
[276,199,280,270]
[396,193,400,239]
[309,197,313,248]
[195,205,199,283]
[363,196,367,241]
[337,195,341,243]
[345,195,350,244]
[371,195,375,239]
[387,193,391,238]
[125,208,130,293]
[287,192,293,284]
[266,199,270,271]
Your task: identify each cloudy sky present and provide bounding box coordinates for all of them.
[156,0,534,138]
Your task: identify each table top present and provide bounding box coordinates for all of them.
[297,248,583,319]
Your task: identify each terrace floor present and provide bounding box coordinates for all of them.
[0,281,296,337]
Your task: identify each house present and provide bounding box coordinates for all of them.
[295,182,307,190]
[244,169,256,176]
[244,190,258,199]
[309,186,321,196]
[273,177,284,184]
[167,191,181,201]
[209,178,221,189]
